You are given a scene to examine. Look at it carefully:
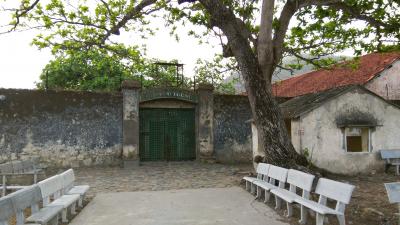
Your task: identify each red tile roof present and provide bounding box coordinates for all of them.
[272,52,400,98]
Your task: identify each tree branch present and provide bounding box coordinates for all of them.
[10,0,41,31]
[272,1,297,72]
[257,0,275,81]
[101,0,158,43]
[299,0,396,30]
[198,0,261,80]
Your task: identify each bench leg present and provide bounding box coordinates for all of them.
[250,183,254,194]
[2,175,6,197]
[50,214,59,225]
[264,190,271,203]
[16,210,25,225]
[78,196,84,207]
[275,196,282,210]
[32,204,39,214]
[385,163,390,173]
[337,215,345,225]
[256,186,262,199]
[299,205,308,224]
[71,203,77,215]
[286,202,293,217]
[316,213,325,225]
[245,181,249,191]
[61,208,68,223]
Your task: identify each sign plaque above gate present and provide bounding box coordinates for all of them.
[140,88,198,103]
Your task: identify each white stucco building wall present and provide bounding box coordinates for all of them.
[291,88,400,174]
[365,60,400,100]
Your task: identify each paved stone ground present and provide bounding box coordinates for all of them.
[70,187,289,225]
[71,162,254,198]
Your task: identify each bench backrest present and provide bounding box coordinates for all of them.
[287,169,315,192]
[9,185,41,225]
[60,169,75,191]
[267,165,288,183]
[11,161,24,173]
[9,185,41,210]
[0,163,13,174]
[38,175,63,200]
[255,163,263,179]
[256,163,270,179]
[381,149,400,159]
[21,160,35,172]
[0,196,14,223]
[315,178,355,204]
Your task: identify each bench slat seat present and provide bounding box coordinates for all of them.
[253,180,278,191]
[242,163,270,194]
[67,185,90,196]
[26,205,63,224]
[270,188,299,203]
[243,176,258,183]
[295,197,342,215]
[48,194,80,208]
[0,185,28,190]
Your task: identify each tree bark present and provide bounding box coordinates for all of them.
[199,0,307,167]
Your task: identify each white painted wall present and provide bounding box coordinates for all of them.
[292,88,400,174]
[365,60,400,100]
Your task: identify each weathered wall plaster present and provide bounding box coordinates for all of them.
[0,89,122,167]
[292,88,400,174]
[213,95,252,163]
[365,60,400,100]
[197,85,214,161]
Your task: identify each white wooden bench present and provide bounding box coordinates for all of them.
[60,169,90,207]
[11,161,43,182]
[294,178,355,225]
[253,165,288,203]
[8,185,63,225]
[0,160,44,197]
[270,169,315,217]
[0,195,16,225]
[242,163,270,194]
[380,149,400,175]
[0,163,14,197]
[37,175,80,223]
[384,182,400,222]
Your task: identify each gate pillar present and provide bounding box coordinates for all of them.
[122,80,141,167]
[197,84,215,162]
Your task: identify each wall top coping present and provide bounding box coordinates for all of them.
[122,80,141,89]
[197,83,214,91]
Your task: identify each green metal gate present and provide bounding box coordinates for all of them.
[139,108,196,161]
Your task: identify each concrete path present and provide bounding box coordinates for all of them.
[70,187,289,225]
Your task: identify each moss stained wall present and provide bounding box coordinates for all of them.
[0,89,122,167]
[213,95,252,163]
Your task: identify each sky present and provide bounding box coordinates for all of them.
[0,12,220,89]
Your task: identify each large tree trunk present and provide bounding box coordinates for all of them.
[245,66,306,167]
[200,0,307,167]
